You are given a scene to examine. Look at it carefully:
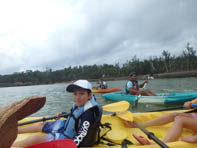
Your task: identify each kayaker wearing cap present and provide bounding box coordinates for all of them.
[13,80,102,147]
[125,72,157,96]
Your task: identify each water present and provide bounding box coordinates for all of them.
[0,77,197,117]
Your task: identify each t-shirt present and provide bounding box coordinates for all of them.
[125,80,139,94]
[126,81,133,92]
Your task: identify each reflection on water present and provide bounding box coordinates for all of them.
[0,77,197,116]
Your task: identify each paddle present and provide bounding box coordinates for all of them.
[0,96,46,148]
[132,121,169,148]
[115,111,169,147]
[132,104,197,147]
[146,106,186,112]
[134,82,147,107]
[18,101,130,126]
[105,101,169,148]
[102,100,130,112]
[115,110,133,121]
[147,99,197,112]
[18,113,69,126]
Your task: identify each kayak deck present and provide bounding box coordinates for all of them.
[13,110,197,148]
[102,91,197,105]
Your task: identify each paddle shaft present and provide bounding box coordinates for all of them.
[147,104,197,112]
[147,106,184,112]
[19,100,131,126]
[133,121,169,148]
[134,82,147,107]
[18,113,68,126]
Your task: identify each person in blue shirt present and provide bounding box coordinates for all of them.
[125,72,157,96]
[13,80,102,147]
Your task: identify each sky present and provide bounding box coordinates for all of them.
[0,0,197,75]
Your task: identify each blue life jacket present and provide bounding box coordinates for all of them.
[125,80,139,94]
[63,95,102,146]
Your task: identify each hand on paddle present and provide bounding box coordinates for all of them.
[140,80,148,88]
[55,112,63,120]
[144,80,149,84]
[184,101,193,109]
[184,98,197,109]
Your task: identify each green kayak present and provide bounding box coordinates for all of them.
[102,91,197,105]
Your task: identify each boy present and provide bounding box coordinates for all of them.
[13,80,102,147]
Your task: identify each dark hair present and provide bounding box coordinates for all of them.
[129,72,136,76]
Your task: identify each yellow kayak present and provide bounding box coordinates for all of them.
[13,110,196,148]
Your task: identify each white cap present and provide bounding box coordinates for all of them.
[66,80,92,92]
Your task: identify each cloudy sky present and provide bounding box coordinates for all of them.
[0,0,197,75]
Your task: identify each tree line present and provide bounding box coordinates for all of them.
[0,43,197,85]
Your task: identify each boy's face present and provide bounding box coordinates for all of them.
[73,89,91,107]
[130,74,137,81]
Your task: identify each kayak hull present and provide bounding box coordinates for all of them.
[14,110,197,148]
[92,88,121,93]
[102,92,197,105]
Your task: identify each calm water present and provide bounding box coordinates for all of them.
[1,77,197,117]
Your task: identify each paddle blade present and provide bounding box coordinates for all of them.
[25,139,77,148]
[116,111,133,121]
[106,128,128,143]
[102,101,130,112]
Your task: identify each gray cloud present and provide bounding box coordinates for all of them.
[0,0,197,74]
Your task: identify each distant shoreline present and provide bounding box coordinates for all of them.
[96,70,197,81]
[153,70,197,79]
[0,70,197,88]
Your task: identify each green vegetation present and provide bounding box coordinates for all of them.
[0,43,197,85]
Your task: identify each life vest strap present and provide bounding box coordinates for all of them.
[96,122,133,147]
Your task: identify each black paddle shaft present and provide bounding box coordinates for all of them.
[133,121,169,148]
[147,106,197,112]
[147,106,184,112]
[18,113,69,126]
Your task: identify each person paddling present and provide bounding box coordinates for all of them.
[93,78,108,90]
[12,80,102,147]
[125,72,157,96]
[99,78,108,89]
[126,99,197,144]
